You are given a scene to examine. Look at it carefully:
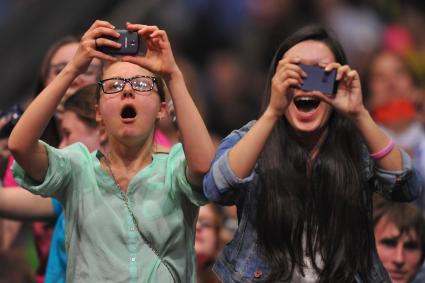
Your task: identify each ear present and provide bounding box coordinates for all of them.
[98,125,108,147]
[95,104,103,125]
[156,102,167,120]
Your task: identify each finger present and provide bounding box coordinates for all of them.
[277,69,304,85]
[324,62,341,72]
[336,65,351,81]
[346,70,360,88]
[150,29,167,39]
[91,50,118,62]
[88,27,120,40]
[282,78,303,91]
[136,25,160,39]
[276,57,302,70]
[121,55,145,67]
[95,37,122,49]
[276,58,304,77]
[88,20,115,32]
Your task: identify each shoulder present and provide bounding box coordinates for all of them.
[219,120,257,148]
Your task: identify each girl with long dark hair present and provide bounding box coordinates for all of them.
[203,25,422,282]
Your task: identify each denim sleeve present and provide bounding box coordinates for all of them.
[369,147,423,201]
[203,121,257,205]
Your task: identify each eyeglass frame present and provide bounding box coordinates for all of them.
[98,76,158,95]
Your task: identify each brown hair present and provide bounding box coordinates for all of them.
[63,84,98,129]
[34,36,80,147]
[38,36,80,89]
[373,195,425,264]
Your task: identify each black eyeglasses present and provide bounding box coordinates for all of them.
[98,76,157,95]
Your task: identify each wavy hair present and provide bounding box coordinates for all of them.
[256,25,372,282]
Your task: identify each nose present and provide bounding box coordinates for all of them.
[393,244,405,268]
[121,82,135,99]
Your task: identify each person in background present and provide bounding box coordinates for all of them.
[195,203,223,283]
[374,195,425,283]
[364,49,425,157]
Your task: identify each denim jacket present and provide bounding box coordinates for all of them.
[203,121,422,283]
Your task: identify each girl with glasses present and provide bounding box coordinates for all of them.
[8,20,214,283]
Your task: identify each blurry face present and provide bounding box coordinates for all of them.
[45,42,101,97]
[195,205,218,260]
[59,111,99,152]
[283,40,335,135]
[369,52,415,108]
[375,217,422,283]
[96,62,164,144]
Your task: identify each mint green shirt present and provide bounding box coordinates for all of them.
[13,141,208,283]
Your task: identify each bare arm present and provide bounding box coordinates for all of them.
[8,20,118,182]
[0,187,55,220]
[228,57,304,178]
[123,24,215,187]
[322,64,402,171]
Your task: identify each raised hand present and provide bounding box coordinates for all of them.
[68,20,119,75]
[266,57,305,118]
[121,23,179,79]
[320,63,365,119]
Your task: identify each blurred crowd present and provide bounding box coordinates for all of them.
[1,0,425,282]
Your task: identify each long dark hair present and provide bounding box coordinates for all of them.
[256,25,371,282]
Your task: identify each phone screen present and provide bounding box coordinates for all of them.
[299,64,337,95]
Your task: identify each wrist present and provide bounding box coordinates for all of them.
[163,67,182,82]
[62,62,82,78]
[350,106,370,124]
[263,106,282,122]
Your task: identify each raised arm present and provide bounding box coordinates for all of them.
[227,57,305,178]
[322,63,402,171]
[8,20,118,182]
[123,24,215,187]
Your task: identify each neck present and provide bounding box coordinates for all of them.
[107,135,155,171]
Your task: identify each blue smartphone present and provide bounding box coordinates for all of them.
[96,29,139,55]
[299,64,337,95]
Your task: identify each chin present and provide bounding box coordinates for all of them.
[291,122,326,136]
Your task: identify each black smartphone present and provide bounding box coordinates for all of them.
[96,29,139,55]
[299,64,337,95]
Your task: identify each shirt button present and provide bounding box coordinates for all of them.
[254,270,262,278]
[131,257,136,262]
[130,226,135,231]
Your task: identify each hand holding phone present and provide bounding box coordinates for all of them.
[96,29,139,55]
[299,64,337,96]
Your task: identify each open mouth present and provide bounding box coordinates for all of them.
[294,96,321,112]
[121,105,137,119]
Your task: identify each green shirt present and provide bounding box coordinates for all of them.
[13,141,208,283]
